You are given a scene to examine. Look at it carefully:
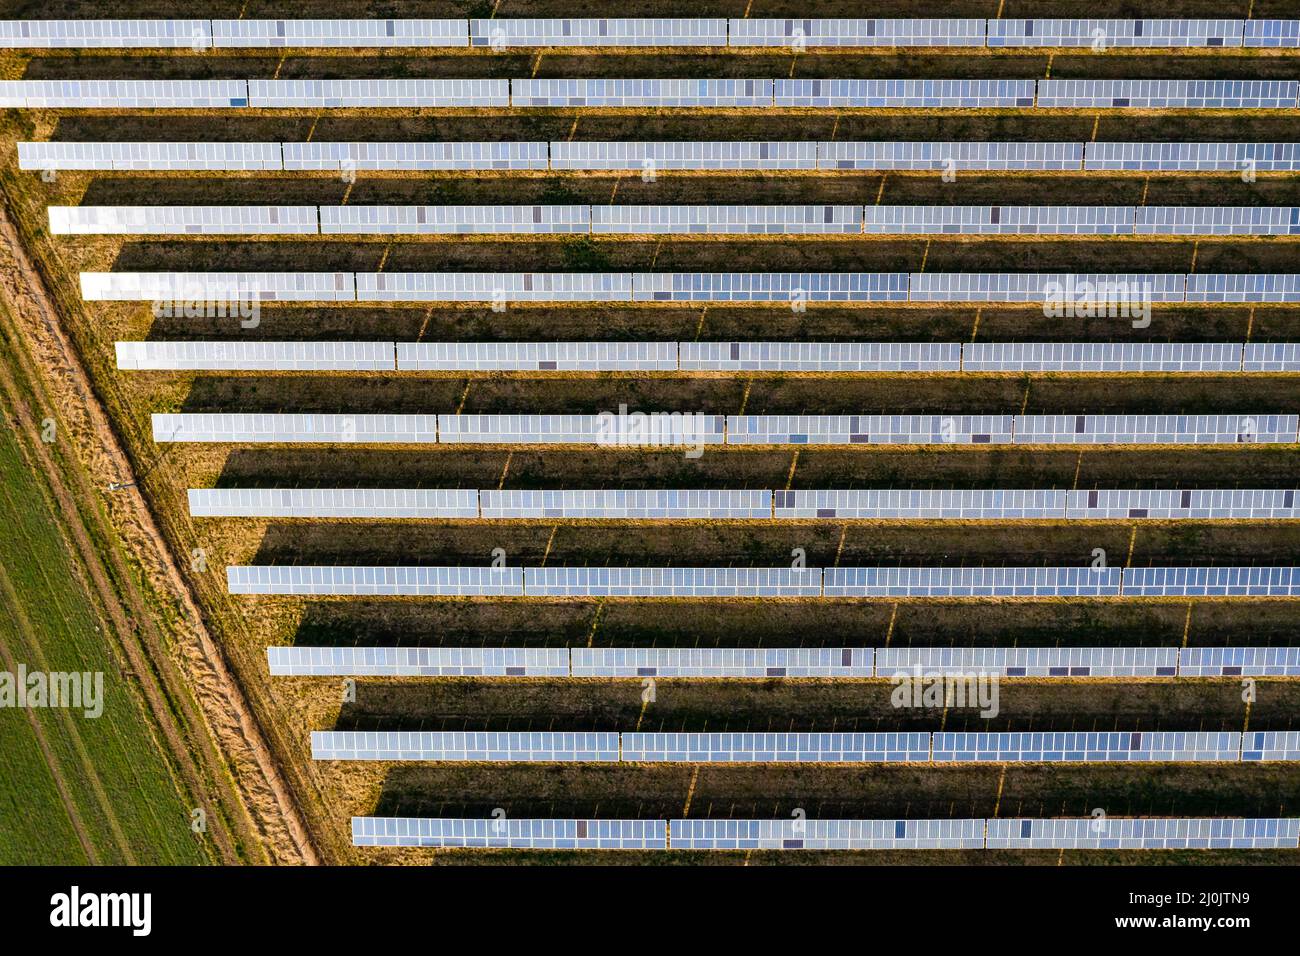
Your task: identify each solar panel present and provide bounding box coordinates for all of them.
[911,272,1185,303]
[523,567,823,597]
[1244,343,1300,372]
[512,79,772,108]
[228,565,525,597]
[680,342,960,372]
[730,19,985,48]
[1244,20,1300,48]
[438,414,725,446]
[321,205,589,235]
[469,19,727,47]
[268,646,567,677]
[1121,566,1300,597]
[282,141,548,171]
[1137,207,1300,236]
[878,647,1178,678]
[1179,647,1300,677]
[933,732,1240,762]
[189,488,478,519]
[775,79,1034,108]
[727,415,1015,445]
[987,818,1299,850]
[211,19,468,48]
[634,273,909,303]
[824,566,1123,597]
[247,79,507,108]
[397,342,677,371]
[1085,142,1300,173]
[116,341,394,371]
[1242,732,1300,761]
[550,141,818,170]
[670,818,986,850]
[81,272,355,301]
[1186,274,1300,303]
[18,141,284,171]
[0,79,250,108]
[989,20,1244,48]
[353,817,667,849]
[865,205,1134,235]
[1065,489,1300,520]
[964,342,1243,372]
[355,273,632,302]
[51,206,318,235]
[1013,415,1298,444]
[591,205,861,235]
[773,489,1068,520]
[571,647,872,678]
[621,732,931,762]
[311,731,618,761]
[819,142,1084,171]
[0,20,212,48]
[151,413,437,444]
[479,489,771,520]
[1037,79,1299,109]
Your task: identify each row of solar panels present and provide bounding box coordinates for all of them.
[117,341,1300,373]
[54,204,1300,236]
[311,730,1300,762]
[193,488,1300,522]
[351,816,1300,850]
[82,272,1300,303]
[153,413,1300,446]
[3,19,1298,49]
[226,565,1300,598]
[267,645,1300,678]
[22,141,1300,173]
[4,79,1300,109]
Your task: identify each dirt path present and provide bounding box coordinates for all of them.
[0,195,319,866]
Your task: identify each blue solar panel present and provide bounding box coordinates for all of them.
[934,732,1240,762]
[1179,647,1300,677]
[669,818,985,850]
[775,79,1034,108]
[824,566,1122,597]
[1122,566,1300,597]
[988,817,1299,849]
[267,646,568,677]
[572,647,872,678]
[1241,732,1300,761]
[311,731,619,761]
[621,732,931,762]
[352,816,667,849]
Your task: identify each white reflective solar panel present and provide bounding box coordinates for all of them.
[0,79,249,108]
[773,489,1068,520]
[524,567,822,597]
[321,205,590,235]
[989,20,1244,48]
[988,818,1298,849]
[247,79,507,108]
[211,19,468,48]
[268,646,566,677]
[727,415,1014,445]
[571,647,872,678]
[19,141,284,171]
[1065,489,1300,520]
[622,732,931,762]
[51,206,317,235]
[592,205,861,235]
[1245,20,1300,48]
[397,342,677,372]
[1122,566,1300,597]
[934,732,1240,762]
[229,565,525,596]
[189,487,477,519]
[311,731,618,761]
[1242,732,1300,761]
[151,413,436,443]
[634,273,909,302]
[670,818,986,850]
[1137,207,1300,236]
[1084,142,1300,173]
[81,272,355,301]
[470,19,726,47]
[1179,647,1300,677]
[116,341,393,371]
[1186,274,1300,303]
[865,205,1133,235]
[479,489,770,520]
[353,817,666,849]
[819,142,1084,171]
[775,79,1034,108]
[356,273,631,302]
[281,141,548,171]
[1038,79,1299,109]
[680,342,960,372]
[912,272,1185,303]
[438,413,725,446]
[513,79,772,108]
[824,566,1122,597]
[878,647,1178,678]
[1244,343,1300,372]
[0,20,212,48]
[1013,415,1298,444]
[964,342,1243,372]
[730,19,985,48]
[550,141,818,171]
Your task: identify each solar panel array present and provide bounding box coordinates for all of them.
[189,488,478,519]
[228,565,525,596]
[311,731,619,761]
[1037,80,1300,109]
[469,19,728,48]
[210,20,468,48]
[352,817,667,849]
[117,341,394,371]
[986,818,1300,850]
[932,732,1241,762]
[268,646,568,677]
[988,20,1246,48]
[669,818,987,850]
